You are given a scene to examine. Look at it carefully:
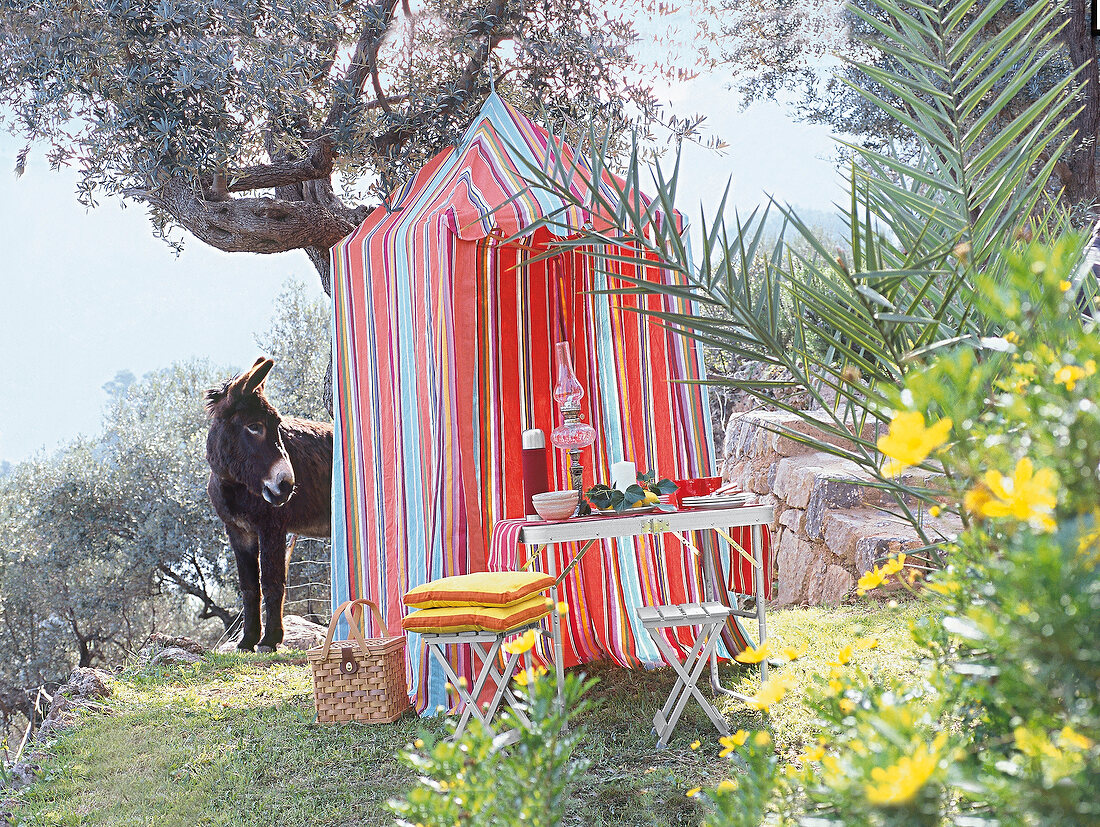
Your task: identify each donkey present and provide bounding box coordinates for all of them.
[205,358,333,652]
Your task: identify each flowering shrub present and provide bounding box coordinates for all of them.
[389,243,1096,826]
[389,673,591,827]
[695,239,1099,824]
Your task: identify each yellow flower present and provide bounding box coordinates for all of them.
[857,567,886,596]
[685,787,701,798]
[690,740,701,750]
[880,554,906,576]
[734,640,771,664]
[963,485,992,515]
[513,666,547,687]
[746,675,795,712]
[1055,364,1086,391]
[830,645,853,666]
[783,643,807,661]
[925,578,959,596]
[1004,330,1020,344]
[1078,516,1100,566]
[1059,279,1072,292]
[865,734,946,806]
[719,730,749,757]
[1059,726,1094,751]
[839,698,856,714]
[929,505,941,517]
[828,678,843,694]
[980,457,1058,531]
[753,731,772,747]
[502,629,539,655]
[800,743,825,762]
[857,637,880,650]
[877,411,952,476]
[716,779,738,792]
[1015,727,1061,759]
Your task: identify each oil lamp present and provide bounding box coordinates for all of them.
[550,341,596,513]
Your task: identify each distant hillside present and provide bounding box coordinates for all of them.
[684,203,851,253]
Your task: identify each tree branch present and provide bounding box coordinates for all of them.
[215,137,335,196]
[368,0,512,154]
[326,0,404,128]
[156,564,235,629]
[124,177,369,254]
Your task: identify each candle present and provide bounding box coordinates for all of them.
[610,460,636,492]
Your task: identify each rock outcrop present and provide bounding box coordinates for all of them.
[722,410,961,606]
[37,668,113,738]
[138,633,208,666]
[216,614,328,653]
[1,665,116,818]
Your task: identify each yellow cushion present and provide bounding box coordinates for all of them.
[402,571,555,609]
[402,593,551,634]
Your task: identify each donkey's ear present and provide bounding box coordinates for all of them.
[242,358,274,396]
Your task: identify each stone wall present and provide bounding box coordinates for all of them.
[721,410,960,607]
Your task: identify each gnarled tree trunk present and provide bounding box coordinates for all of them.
[1058,0,1099,203]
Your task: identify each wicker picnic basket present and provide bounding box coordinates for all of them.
[308,598,411,724]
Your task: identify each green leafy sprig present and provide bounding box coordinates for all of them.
[585,471,677,513]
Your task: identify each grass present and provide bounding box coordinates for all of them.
[11,602,933,827]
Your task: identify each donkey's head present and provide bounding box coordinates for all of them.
[204,358,296,506]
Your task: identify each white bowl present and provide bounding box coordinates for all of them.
[532,490,578,520]
[533,490,579,502]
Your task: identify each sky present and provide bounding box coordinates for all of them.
[0,68,844,466]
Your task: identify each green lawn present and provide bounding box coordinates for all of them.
[12,602,933,827]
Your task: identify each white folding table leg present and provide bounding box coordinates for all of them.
[752,524,769,682]
[541,543,567,713]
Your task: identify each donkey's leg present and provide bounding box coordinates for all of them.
[256,530,289,652]
[228,527,261,651]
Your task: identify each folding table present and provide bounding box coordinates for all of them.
[514,504,775,711]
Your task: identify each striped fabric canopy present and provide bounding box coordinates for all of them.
[330,93,747,713]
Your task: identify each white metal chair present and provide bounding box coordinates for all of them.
[421,620,541,739]
[637,601,734,748]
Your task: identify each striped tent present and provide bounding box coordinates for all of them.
[330,93,753,713]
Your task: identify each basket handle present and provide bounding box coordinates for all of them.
[319,598,393,660]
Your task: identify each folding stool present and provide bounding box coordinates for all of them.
[421,620,542,739]
[637,601,734,748]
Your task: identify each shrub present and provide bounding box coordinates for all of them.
[389,672,591,827]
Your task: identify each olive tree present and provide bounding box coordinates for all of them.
[0,0,676,293]
[715,0,1098,203]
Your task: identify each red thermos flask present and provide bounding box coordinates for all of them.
[522,429,549,520]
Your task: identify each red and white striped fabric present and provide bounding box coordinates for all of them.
[330,93,736,712]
